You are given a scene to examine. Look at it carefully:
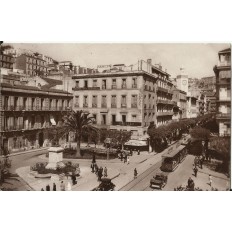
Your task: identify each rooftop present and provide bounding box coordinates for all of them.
[218,48,231,54]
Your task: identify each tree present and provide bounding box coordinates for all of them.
[209,137,230,173]
[62,110,98,157]
[190,126,211,154]
[0,44,13,54]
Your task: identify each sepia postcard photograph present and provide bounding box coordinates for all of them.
[0,43,231,191]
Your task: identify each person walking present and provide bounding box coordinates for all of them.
[41,188,44,191]
[193,166,198,177]
[137,150,140,155]
[187,177,193,189]
[199,158,203,169]
[60,181,65,191]
[134,168,138,179]
[72,174,77,185]
[209,174,212,187]
[53,183,56,191]
[120,151,123,161]
[127,156,130,165]
[104,167,108,177]
[91,163,94,173]
[98,169,103,181]
[130,149,133,156]
[95,163,99,175]
[46,184,50,191]
[124,154,127,164]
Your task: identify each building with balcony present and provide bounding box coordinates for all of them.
[72,59,174,138]
[214,47,231,136]
[204,91,216,114]
[15,53,47,76]
[172,88,187,120]
[0,71,73,155]
[0,54,15,70]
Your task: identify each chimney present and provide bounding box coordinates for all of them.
[147,59,152,73]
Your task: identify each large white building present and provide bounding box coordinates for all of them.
[72,59,175,138]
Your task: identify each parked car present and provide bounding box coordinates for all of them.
[93,178,116,191]
[150,172,168,189]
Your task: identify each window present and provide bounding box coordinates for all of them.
[122,79,126,88]
[102,95,107,107]
[112,79,116,89]
[75,81,79,88]
[111,95,116,107]
[132,115,137,121]
[13,138,17,149]
[102,80,106,89]
[83,96,88,107]
[102,115,106,125]
[84,80,88,88]
[131,95,137,108]
[121,95,127,107]
[92,96,97,107]
[132,78,137,88]
[93,80,97,87]
[75,96,79,107]
[227,88,231,98]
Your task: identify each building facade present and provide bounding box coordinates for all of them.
[172,88,187,120]
[15,53,47,76]
[214,47,231,136]
[0,72,73,155]
[72,59,174,138]
[0,54,15,69]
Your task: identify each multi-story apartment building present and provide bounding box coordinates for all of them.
[204,91,216,114]
[0,54,15,69]
[0,71,73,155]
[172,88,187,120]
[15,53,47,76]
[186,96,198,118]
[72,59,174,138]
[214,47,231,136]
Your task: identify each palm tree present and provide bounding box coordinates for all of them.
[62,110,98,157]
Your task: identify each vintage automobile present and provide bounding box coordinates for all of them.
[150,172,168,189]
[93,178,116,191]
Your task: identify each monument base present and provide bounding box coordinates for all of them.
[46,146,64,170]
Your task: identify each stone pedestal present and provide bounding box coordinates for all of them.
[46,147,64,170]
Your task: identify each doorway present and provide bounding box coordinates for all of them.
[39,132,44,147]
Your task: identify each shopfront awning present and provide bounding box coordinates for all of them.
[125,140,148,146]
[50,116,56,126]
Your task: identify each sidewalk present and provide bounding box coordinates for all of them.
[162,155,229,191]
[15,135,190,191]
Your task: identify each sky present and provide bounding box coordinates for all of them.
[9,43,230,78]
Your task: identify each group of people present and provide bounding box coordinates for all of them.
[117,148,141,164]
[91,163,108,181]
[41,173,78,191]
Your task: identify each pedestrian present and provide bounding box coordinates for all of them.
[60,181,65,191]
[134,168,138,179]
[120,151,123,161]
[53,183,56,191]
[91,163,94,173]
[41,188,44,191]
[104,167,108,177]
[187,177,192,189]
[98,169,103,181]
[209,174,212,187]
[199,158,203,169]
[193,166,198,177]
[127,156,130,165]
[137,149,140,155]
[66,181,72,191]
[46,184,50,191]
[72,174,77,185]
[95,163,99,175]
[124,153,127,163]
[130,149,133,156]
[92,154,96,164]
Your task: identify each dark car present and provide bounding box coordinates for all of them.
[93,178,116,191]
[150,172,168,189]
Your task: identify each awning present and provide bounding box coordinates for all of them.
[125,140,147,146]
[50,116,56,126]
